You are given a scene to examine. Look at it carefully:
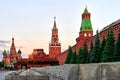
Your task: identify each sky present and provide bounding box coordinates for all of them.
[0,0,120,60]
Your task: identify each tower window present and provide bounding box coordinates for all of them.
[89,33,91,36]
[84,33,87,37]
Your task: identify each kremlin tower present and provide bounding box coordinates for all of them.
[57,6,94,65]
[76,6,93,51]
[49,17,61,58]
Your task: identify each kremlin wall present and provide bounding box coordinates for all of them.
[2,6,120,69]
[57,7,120,65]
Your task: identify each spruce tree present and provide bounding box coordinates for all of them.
[65,46,73,64]
[88,40,93,63]
[101,27,115,62]
[100,37,106,54]
[90,40,93,53]
[100,37,106,62]
[77,48,83,64]
[70,51,77,64]
[114,27,120,61]
[82,42,88,63]
[90,30,100,63]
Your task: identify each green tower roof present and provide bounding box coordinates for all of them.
[81,19,93,31]
[53,17,57,29]
[83,6,89,13]
[80,6,93,31]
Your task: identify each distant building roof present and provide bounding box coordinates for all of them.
[6,50,10,54]
[2,49,7,55]
[18,49,22,54]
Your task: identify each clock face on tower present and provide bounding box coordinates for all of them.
[54,38,57,42]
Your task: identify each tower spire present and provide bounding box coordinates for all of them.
[12,37,14,43]
[54,16,56,21]
[11,37,15,47]
[83,5,89,13]
[53,16,57,29]
[85,5,87,8]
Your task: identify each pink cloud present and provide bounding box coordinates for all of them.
[0,40,10,44]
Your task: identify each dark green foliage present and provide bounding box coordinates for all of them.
[100,37,106,54]
[65,46,73,64]
[101,27,115,62]
[88,40,93,63]
[70,51,77,64]
[0,61,4,68]
[100,52,108,62]
[82,42,89,63]
[100,37,106,62]
[90,40,93,53]
[77,48,83,64]
[87,54,90,63]
[114,27,120,61]
[90,30,100,63]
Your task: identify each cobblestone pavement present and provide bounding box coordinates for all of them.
[0,71,15,80]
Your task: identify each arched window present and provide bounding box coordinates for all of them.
[89,33,91,36]
[84,33,87,37]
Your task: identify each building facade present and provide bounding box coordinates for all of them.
[3,38,59,69]
[2,38,22,67]
[16,49,58,69]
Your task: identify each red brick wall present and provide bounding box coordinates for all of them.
[57,20,120,65]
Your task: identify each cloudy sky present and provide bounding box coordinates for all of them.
[0,0,120,60]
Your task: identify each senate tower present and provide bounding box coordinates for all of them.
[76,6,93,51]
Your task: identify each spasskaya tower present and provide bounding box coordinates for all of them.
[49,17,61,58]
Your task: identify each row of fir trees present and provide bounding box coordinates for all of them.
[65,27,120,64]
